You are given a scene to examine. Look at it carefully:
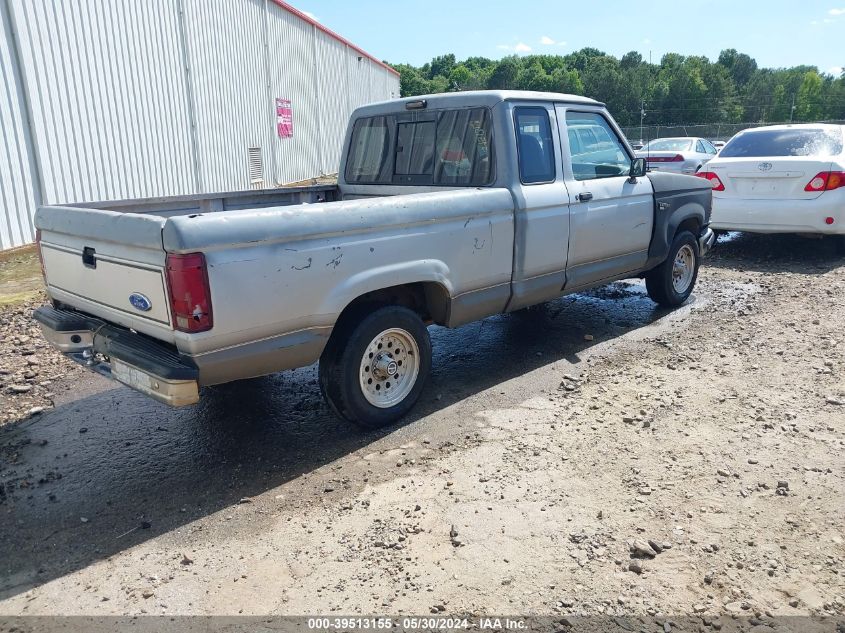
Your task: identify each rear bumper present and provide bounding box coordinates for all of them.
[33,305,200,407]
[710,194,845,234]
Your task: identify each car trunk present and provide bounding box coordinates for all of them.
[710,157,832,200]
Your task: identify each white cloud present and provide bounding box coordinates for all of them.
[823,17,835,22]
[302,10,319,21]
[828,7,845,14]
[497,42,533,53]
[828,65,844,76]
[540,35,555,45]
[642,38,652,45]
[810,19,819,24]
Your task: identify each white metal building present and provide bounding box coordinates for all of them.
[0,0,399,249]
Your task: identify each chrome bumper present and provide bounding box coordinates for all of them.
[699,228,715,256]
[35,306,200,407]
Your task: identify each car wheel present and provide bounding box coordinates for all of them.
[319,305,431,429]
[645,231,700,307]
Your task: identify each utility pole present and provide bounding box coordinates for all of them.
[790,94,796,123]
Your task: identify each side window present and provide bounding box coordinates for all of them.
[704,140,718,154]
[564,111,631,181]
[435,108,494,186]
[696,140,706,154]
[514,107,556,184]
[567,129,580,155]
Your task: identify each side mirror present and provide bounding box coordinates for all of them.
[629,157,647,181]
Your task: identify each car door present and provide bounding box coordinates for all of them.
[506,104,572,311]
[556,107,654,290]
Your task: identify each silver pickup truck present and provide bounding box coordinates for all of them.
[34,90,714,428]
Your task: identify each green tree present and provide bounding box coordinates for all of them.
[429,54,456,80]
[796,71,823,120]
[487,57,519,89]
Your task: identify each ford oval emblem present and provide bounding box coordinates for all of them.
[129,293,152,312]
[758,162,773,171]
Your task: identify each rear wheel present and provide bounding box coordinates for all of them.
[645,231,700,306]
[319,305,431,429]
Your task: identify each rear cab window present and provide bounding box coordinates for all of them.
[720,128,844,157]
[345,108,495,186]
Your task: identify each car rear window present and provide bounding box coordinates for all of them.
[645,139,693,151]
[345,108,494,186]
[719,128,844,158]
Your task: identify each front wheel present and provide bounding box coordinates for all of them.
[319,305,432,429]
[645,231,700,306]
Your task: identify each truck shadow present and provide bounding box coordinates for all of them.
[707,231,844,274]
[0,280,679,600]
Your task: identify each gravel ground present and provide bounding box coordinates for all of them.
[0,232,843,625]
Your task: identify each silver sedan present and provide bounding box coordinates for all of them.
[636,137,718,175]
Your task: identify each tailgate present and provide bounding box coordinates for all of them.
[36,205,173,333]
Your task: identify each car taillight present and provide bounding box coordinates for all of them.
[696,171,725,192]
[646,154,686,163]
[805,171,845,192]
[166,253,213,332]
[35,229,46,281]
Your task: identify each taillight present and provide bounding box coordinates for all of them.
[165,253,213,332]
[805,171,845,192]
[646,154,686,163]
[696,171,725,192]
[35,229,46,281]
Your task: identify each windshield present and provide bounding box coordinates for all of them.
[644,138,693,152]
[719,128,844,158]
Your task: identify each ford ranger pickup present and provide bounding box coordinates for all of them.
[33,90,715,428]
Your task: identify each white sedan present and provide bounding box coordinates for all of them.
[636,137,718,175]
[697,124,845,236]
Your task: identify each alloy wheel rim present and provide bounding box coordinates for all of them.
[672,244,695,293]
[359,328,420,408]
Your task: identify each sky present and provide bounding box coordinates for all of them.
[298,0,845,76]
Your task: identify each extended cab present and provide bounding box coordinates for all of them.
[34,91,714,427]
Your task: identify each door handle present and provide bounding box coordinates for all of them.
[577,192,593,202]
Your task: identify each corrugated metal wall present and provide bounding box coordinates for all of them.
[0,0,399,249]
[0,0,37,250]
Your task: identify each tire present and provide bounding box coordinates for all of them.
[645,230,700,307]
[836,235,845,257]
[318,305,431,429]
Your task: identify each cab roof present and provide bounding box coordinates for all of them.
[353,90,604,117]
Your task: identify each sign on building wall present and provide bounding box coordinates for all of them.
[276,98,293,138]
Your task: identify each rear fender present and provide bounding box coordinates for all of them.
[319,260,454,326]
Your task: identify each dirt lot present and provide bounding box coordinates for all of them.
[0,234,843,625]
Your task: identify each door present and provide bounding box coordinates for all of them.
[556,107,654,289]
[506,105,572,311]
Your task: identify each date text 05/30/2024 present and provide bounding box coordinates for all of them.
[307,617,528,630]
